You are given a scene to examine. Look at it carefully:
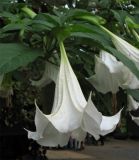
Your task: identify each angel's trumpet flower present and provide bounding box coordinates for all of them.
[27,43,122,147]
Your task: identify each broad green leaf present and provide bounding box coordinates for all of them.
[2,23,30,32]
[64,9,106,25]
[69,24,111,46]
[31,20,55,29]
[58,24,111,45]
[111,10,129,26]
[30,13,60,31]
[0,0,12,11]
[34,13,60,26]
[0,43,43,74]
[99,0,111,8]
[70,32,110,46]
[127,89,139,101]
[65,9,90,19]
[0,12,19,22]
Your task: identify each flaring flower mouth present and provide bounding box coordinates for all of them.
[26,43,122,147]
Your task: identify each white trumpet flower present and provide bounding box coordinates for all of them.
[87,51,139,94]
[127,95,139,111]
[27,43,122,147]
[101,26,139,70]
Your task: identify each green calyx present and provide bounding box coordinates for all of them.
[99,25,114,37]
[59,41,69,64]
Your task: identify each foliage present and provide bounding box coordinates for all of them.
[0,0,139,129]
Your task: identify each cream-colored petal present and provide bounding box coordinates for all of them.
[88,51,123,94]
[128,95,139,111]
[26,103,70,147]
[82,94,122,138]
[120,68,139,89]
[31,61,59,88]
[82,94,102,140]
[100,109,122,136]
[47,42,87,133]
[130,114,139,126]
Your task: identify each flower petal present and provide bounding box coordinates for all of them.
[100,108,122,136]
[82,93,102,140]
[128,95,139,111]
[87,51,124,94]
[112,34,139,70]
[31,61,59,88]
[130,114,139,126]
[88,50,139,93]
[120,69,139,89]
[26,102,70,147]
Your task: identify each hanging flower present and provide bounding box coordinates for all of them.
[101,26,139,70]
[87,50,139,94]
[27,43,122,147]
[112,34,139,70]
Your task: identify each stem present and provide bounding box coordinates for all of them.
[99,25,114,37]
[22,6,37,19]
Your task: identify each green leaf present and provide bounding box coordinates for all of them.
[31,20,54,29]
[63,9,106,25]
[0,0,12,11]
[125,16,139,29]
[111,10,129,26]
[127,89,139,101]
[0,43,43,74]
[34,13,60,26]
[2,23,30,32]
[0,12,19,22]
[68,24,111,46]
[99,0,111,8]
